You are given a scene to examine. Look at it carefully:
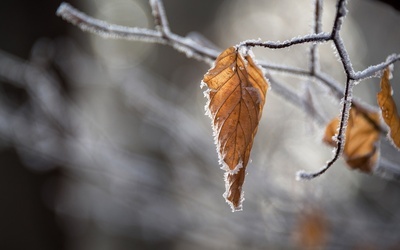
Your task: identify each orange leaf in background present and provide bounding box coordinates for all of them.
[293,208,328,249]
[377,67,400,150]
[323,109,380,173]
[202,46,268,211]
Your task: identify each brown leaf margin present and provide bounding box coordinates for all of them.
[377,67,400,150]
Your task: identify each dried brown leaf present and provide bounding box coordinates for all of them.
[293,208,328,249]
[202,46,268,211]
[377,67,400,149]
[323,109,380,173]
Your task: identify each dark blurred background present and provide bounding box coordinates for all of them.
[1,0,400,249]
[0,1,75,249]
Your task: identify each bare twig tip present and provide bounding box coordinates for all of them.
[296,170,314,181]
[56,2,69,16]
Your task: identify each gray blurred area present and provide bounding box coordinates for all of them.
[1,0,400,249]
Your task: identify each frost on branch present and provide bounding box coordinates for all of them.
[323,108,381,173]
[202,46,268,211]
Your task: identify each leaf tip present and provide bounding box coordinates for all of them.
[223,186,244,212]
[224,195,244,212]
[223,169,246,212]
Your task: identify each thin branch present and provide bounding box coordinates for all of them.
[56,3,219,64]
[333,37,354,77]
[259,62,383,132]
[297,78,354,180]
[330,0,356,78]
[56,3,165,43]
[149,0,171,36]
[268,75,328,125]
[315,70,386,137]
[331,0,348,37]
[238,33,331,50]
[259,62,311,77]
[310,0,323,74]
[259,63,347,108]
[314,0,323,34]
[353,54,400,80]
